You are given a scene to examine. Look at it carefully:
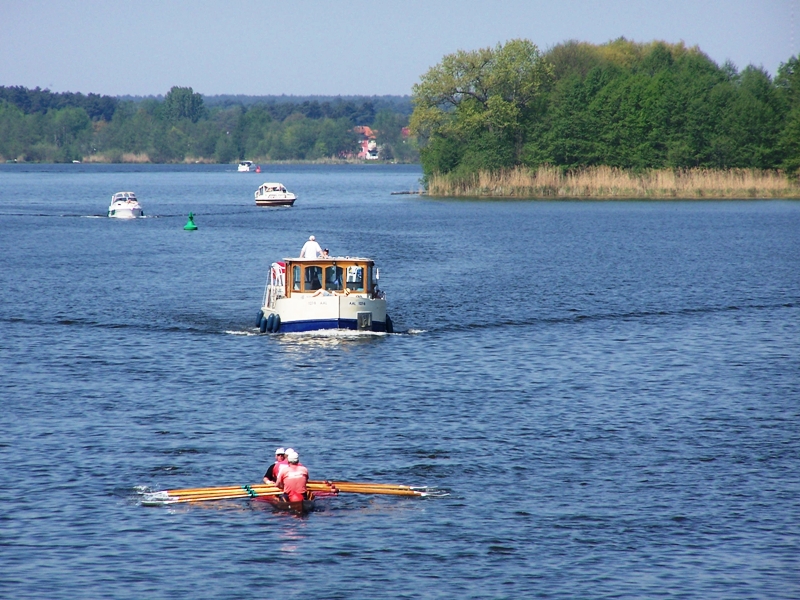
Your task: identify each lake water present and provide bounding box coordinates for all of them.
[1,164,799,599]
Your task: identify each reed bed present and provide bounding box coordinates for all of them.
[427,166,800,199]
[83,152,151,163]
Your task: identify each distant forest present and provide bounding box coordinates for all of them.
[4,37,800,175]
[411,38,800,180]
[0,88,417,163]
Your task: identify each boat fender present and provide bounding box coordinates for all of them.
[256,310,264,328]
[272,314,281,333]
[266,313,276,333]
[259,316,268,333]
[385,314,393,334]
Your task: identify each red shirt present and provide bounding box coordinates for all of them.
[276,463,309,501]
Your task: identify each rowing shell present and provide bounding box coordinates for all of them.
[253,492,318,514]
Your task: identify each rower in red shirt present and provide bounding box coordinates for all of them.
[275,448,309,502]
[263,447,289,484]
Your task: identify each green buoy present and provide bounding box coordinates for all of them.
[183,212,198,230]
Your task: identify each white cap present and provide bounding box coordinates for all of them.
[286,449,299,463]
[275,447,286,455]
[309,235,315,241]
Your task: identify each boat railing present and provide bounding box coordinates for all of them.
[262,262,286,309]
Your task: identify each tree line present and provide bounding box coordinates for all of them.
[0,86,417,163]
[411,38,800,182]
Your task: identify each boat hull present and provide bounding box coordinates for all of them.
[108,207,143,219]
[275,317,389,333]
[254,495,316,514]
[255,198,295,207]
[265,294,388,333]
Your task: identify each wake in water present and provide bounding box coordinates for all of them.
[225,328,408,338]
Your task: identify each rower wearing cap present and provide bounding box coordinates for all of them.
[263,448,289,483]
[275,448,309,502]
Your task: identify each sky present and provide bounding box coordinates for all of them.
[1,0,796,97]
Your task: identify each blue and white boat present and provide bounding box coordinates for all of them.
[257,255,393,333]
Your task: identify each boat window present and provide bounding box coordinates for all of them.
[305,265,323,291]
[346,265,364,292]
[292,266,301,291]
[325,266,343,291]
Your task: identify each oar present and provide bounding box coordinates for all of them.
[143,484,284,505]
[142,492,249,505]
[144,490,285,505]
[163,486,281,497]
[163,484,280,495]
[307,483,423,496]
[310,480,417,490]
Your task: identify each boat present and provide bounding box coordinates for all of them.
[257,254,393,333]
[237,160,255,172]
[107,191,143,219]
[254,182,296,207]
[253,492,317,514]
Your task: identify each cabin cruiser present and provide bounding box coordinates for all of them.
[238,160,255,172]
[254,182,296,207]
[107,191,143,219]
[257,255,392,333]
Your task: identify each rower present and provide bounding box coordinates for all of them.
[263,447,288,484]
[275,448,309,502]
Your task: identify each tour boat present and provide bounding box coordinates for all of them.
[238,160,255,172]
[257,255,393,333]
[107,191,143,219]
[254,182,296,207]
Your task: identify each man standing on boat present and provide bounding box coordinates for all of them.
[263,447,289,484]
[275,448,309,502]
[300,235,322,258]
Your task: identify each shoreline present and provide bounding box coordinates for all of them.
[427,166,800,200]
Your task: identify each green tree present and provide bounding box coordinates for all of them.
[163,86,207,123]
[411,39,553,176]
[0,101,28,160]
[775,56,800,173]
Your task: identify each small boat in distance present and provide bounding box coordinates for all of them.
[257,253,393,333]
[254,182,296,207]
[238,160,255,172]
[107,191,143,219]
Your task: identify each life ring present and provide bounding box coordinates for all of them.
[256,310,264,328]
[266,313,276,332]
[272,314,281,332]
[259,316,268,333]
[385,314,393,334]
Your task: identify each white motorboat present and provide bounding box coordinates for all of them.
[238,160,255,172]
[107,191,143,219]
[254,182,296,207]
[257,255,392,333]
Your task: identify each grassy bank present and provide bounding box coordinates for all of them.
[427,166,800,199]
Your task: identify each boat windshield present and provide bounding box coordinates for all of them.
[288,262,368,294]
[325,266,343,291]
[304,266,323,291]
[346,265,364,291]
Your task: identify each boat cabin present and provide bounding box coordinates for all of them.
[111,191,137,202]
[282,257,379,298]
[257,183,288,194]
